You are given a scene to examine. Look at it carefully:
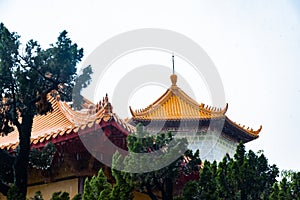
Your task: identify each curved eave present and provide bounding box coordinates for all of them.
[1,94,117,151]
[129,116,261,144]
[0,112,135,151]
[98,113,136,134]
[129,86,227,119]
[223,117,261,143]
[129,106,137,117]
[1,126,77,151]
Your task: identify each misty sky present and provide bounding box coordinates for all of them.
[1,0,300,171]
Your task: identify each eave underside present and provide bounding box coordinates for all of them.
[130,117,258,143]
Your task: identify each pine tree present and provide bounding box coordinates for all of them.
[198,160,218,199]
[181,142,279,200]
[111,151,134,200]
[269,171,300,200]
[121,123,201,200]
[216,156,236,199]
[83,169,112,200]
[0,23,92,198]
[290,172,300,199]
[181,181,199,200]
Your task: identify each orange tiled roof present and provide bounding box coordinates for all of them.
[130,74,261,137]
[0,92,135,151]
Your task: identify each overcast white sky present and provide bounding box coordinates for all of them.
[1,0,300,171]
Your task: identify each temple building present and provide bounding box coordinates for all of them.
[0,73,261,199]
[129,73,261,162]
[0,92,136,199]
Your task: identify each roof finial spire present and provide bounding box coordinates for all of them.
[170,52,177,86]
[172,52,175,74]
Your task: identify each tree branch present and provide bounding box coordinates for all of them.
[29,85,58,105]
[19,55,58,85]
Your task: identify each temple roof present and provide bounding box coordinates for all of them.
[129,74,261,140]
[130,75,228,120]
[0,92,135,151]
[0,73,262,149]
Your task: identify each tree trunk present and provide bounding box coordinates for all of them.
[14,113,33,199]
[146,184,158,200]
[165,178,173,200]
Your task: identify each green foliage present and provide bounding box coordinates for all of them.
[0,23,20,136]
[181,161,218,200]
[82,154,134,200]
[198,160,218,199]
[83,169,112,200]
[0,22,92,197]
[7,185,23,200]
[290,172,300,199]
[29,191,81,200]
[181,142,280,200]
[215,156,239,199]
[181,181,198,200]
[29,142,56,170]
[29,191,43,200]
[173,197,184,200]
[72,65,93,110]
[71,193,82,200]
[111,151,134,200]
[83,165,133,200]
[119,123,201,200]
[50,191,70,200]
[82,178,91,200]
[269,171,300,199]
[0,21,91,137]
[0,149,15,183]
[0,23,89,120]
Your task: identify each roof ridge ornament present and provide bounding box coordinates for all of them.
[170,53,177,87]
[172,52,175,74]
[103,93,113,115]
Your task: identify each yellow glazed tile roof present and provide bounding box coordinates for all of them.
[130,74,228,120]
[130,90,228,120]
[130,74,261,137]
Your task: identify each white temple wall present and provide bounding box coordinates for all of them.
[174,130,238,162]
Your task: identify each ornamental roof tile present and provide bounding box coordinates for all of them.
[0,92,135,150]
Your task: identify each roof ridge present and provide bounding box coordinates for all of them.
[58,101,96,125]
[110,113,136,133]
[47,94,83,126]
[131,89,173,117]
[129,83,227,119]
